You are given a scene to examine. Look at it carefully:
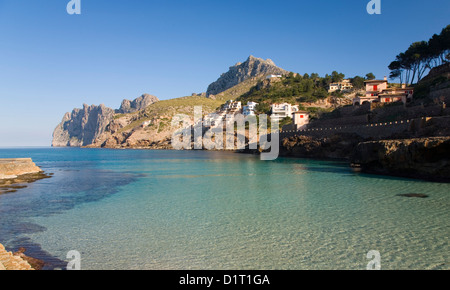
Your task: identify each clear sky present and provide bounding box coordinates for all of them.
[0,0,449,146]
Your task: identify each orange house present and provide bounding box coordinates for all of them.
[353,77,388,105]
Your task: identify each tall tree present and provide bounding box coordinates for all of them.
[331,71,345,83]
[388,24,450,85]
[388,60,403,85]
[365,73,376,80]
[350,76,365,89]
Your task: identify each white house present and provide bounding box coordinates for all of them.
[229,101,242,112]
[266,74,282,80]
[328,79,353,93]
[243,102,259,116]
[271,103,299,121]
[292,111,309,130]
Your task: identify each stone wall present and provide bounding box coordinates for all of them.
[280,117,425,140]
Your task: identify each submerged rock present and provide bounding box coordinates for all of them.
[397,193,430,198]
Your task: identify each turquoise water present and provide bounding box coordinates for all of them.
[0,148,448,270]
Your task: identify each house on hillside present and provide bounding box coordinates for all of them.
[353,77,414,106]
[292,111,310,130]
[223,100,242,112]
[353,77,387,105]
[243,102,258,116]
[378,87,414,104]
[328,79,353,93]
[281,110,310,131]
[271,103,299,122]
[229,101,242,112]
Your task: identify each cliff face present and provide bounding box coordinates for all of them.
[206,55,288,97]
[52,104,115,147]
[52,94,160,147]
[118,94,159,114]
[351,137,450,182]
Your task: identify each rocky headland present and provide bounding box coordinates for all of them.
[52,103,115,147]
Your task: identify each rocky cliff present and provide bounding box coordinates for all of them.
[118,94,159,114]
[52,94,160,147]
[206,55,288,97]
[351,137,450,182]
[52,104,115,147]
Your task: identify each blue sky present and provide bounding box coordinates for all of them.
[0,0,449,146]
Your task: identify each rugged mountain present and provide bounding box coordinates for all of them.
[52,104,115,147]
[118,94,159,114]
[206,55,288,97]
[53,56,289,148]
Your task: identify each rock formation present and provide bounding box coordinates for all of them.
[52,94,159,147]
[280,133,365,160]
[52,104,115,147]
[118,94,159,114]
[351,137,450,182]
[0,158,42,179]
[0,244,34,270]
[206,55,288,97]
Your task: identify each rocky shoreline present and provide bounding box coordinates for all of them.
[279,134,450,183]
[0,158,51,195]
[0,244,36,270]
[351,137,450,182]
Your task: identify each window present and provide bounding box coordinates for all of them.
[373,85,378,91]
[300,115,304,119]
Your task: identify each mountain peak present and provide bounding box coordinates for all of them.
[118,94,159,114]
[207,56,288,97]
[245,55,275,66]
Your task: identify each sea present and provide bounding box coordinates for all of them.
[0,147,448,270]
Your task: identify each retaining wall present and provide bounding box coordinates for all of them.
[279,117,435,139]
